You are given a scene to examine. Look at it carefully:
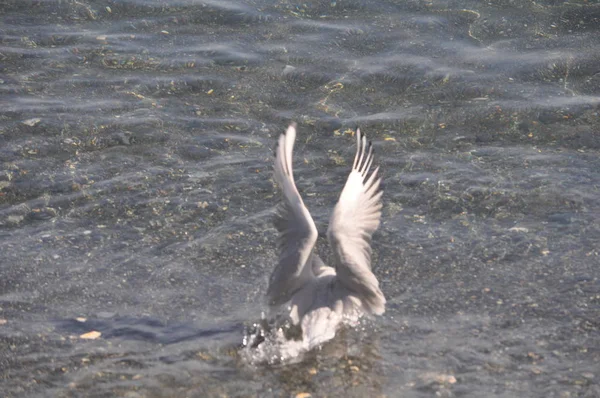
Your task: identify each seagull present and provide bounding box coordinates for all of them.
[268,123,386,350]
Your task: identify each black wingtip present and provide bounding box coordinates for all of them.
[282,122,297,137]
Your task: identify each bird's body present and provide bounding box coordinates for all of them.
[268,123,386,350]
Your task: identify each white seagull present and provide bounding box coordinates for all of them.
[268,123,386,350]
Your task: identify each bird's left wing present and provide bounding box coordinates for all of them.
[267,123,318,305]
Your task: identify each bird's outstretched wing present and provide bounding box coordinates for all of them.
[268,123,318,306]
[327,129,386,315]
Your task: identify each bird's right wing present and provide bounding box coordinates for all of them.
[267,123,318,306]
[327,129,385,315]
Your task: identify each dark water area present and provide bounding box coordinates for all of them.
[1,0,599,396]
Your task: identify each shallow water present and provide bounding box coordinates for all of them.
[1,0,599,396]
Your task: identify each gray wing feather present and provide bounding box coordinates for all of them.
[268,123,318,305]
[327,129,386,315]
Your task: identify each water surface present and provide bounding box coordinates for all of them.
[1,0,599,396]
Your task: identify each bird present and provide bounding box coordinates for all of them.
[268,123,386,351]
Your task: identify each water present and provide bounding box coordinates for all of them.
[1,0,599,396]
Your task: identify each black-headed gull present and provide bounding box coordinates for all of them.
[268,123,386,350]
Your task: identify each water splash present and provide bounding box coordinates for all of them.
[240,312,309,365]
[239,310,373,365]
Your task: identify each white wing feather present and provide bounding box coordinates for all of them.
[267,123,318,305]
[327,129,385,315]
